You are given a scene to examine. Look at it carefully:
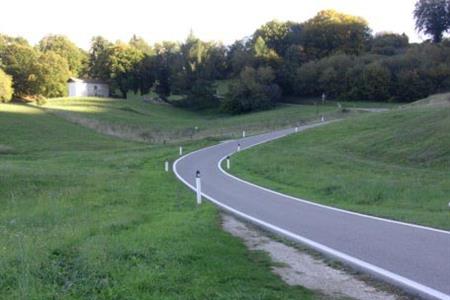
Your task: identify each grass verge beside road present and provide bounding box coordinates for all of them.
[0,103,314,299]
[228,105,450,230]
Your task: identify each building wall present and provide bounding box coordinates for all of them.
[68,82,109,97]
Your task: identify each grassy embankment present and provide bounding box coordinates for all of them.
[0,103,318,298]
[228,93,450,230]
[41,97,340,143]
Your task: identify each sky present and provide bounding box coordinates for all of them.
[0,0,422,49]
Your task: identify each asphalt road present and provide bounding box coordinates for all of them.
[173,122,450,300]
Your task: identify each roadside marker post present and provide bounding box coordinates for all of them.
[165,160,169,172]
[195,170,202,205]
[237,143,241,152]
[295,126,298,133]
[226,156,231,170]
[179,146,183,156]
[321,115,325,122]
[242,130,246,138]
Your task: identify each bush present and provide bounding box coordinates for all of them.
[174,80,218,110]
[221,66,281,114]
[0,68,13,102]
[371,33,409,55]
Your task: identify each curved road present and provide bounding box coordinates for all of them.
[173,122,450,300]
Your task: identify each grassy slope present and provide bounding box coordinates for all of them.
[42,97,338,143]
[0,104,313,299]
[229,105,450,230]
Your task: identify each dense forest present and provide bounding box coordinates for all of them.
[1,1,450,113]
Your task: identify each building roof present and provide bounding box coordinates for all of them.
[67,77,107,84]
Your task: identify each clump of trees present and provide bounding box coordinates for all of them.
[0,68,13,102]
[1,1,449,112]
[292,42,450,102]
[222,66,281,113]
[0,34,82,99]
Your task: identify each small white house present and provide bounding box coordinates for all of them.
[67,78,109,97]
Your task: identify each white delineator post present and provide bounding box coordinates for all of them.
[165,160,169,172]
[237,143,241,152]
[179,146,183,156]
[226,156,231,170]
[242,130,246,138]
[195,170,202,205]
[295,126,298,133]
[321,115,325,122]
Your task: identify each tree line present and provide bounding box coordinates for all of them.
[1,1,450,113]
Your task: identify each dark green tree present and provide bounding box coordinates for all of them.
[253,20,291,56]
[107,42,144,98]
[88,36,113,80]
[222,66,281,114]
[414,0,450,43]
[371,33,409,55]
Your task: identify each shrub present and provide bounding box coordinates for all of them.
[221,66,281,114]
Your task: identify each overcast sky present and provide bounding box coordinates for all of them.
[1,0,422,49]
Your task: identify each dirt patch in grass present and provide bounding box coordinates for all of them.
[222,213,400,300]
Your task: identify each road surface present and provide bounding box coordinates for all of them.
[173,122,450,300]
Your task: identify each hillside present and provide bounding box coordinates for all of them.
[229,97,450,229]
[0,103,314,298]
[40,97,340,143]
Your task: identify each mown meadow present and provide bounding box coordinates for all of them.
[228,96,450,230]
[0,103,316,299]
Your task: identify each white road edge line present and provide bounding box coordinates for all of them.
[222,125,450,236]
[172,127,450,300]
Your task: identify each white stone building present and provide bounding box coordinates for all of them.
[67,78,109,97]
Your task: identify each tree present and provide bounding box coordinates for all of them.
[129,35,154,55]
[175,79,218,109]
[253,20,291,56]
[278,44,309,94]
[0,68,13,102]
[0,43,41,97]
[107,42,144,98]
[360,62,392,101]
[88,36,113,80]
[228,40,254,76]
[371,33,409,55]
[414,0,450,43]
[38,35,86,76]
[200,44,228,80]
[222,66,281,114]
[36,51,71,98]
[303,10,372,58]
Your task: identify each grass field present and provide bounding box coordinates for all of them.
[0,103,315,299]
[228,104,450,230]
[40,97,340,143]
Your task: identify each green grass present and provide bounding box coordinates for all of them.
[228,105,450,230]
[282,96,400,109]
[0,103,314,299]
[40,97,338,143]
